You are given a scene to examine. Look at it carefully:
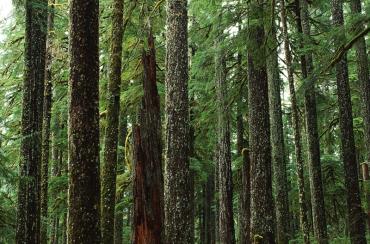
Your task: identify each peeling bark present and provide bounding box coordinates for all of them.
[133,33,164,244]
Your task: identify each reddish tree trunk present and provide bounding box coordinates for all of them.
[133,33,164,244]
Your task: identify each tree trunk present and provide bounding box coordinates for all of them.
[280,0,310,242]
[40,1,55,243]
[101,0,124,242]
[215,29,235,244]
[114,113,127,244]
[132,33,164,244]
[331,0,367,243]
[68,0,101,242]
[236,55,251,244]
[214,149,220,244]
[164,0,192,242]
[205,173,216,244]
[247,1,275,242]
[16,0,48,243]
[350,0,370,230]
[267,15,291,244]
[298,1,328,242]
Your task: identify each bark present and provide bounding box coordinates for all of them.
[247,1,275,242]
[68,0,101,243]
[214,150,220,244]
[215,32,235,244]
[331,0,367,243]
[280,0,310,242]
[298,1,328,242]
[40,2,55,243]
[164,0,192,242]
[114,113,127,244]
[350,0,370,229]
[236,55,251,244]
[132,33,164,244]
[206,173,216,244]
[189,96,196,244]
[16,0,48,243]
[267,17,291,244]
[101,0,124,242]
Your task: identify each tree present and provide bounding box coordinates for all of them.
[40,1,55,243]
[215,21,235,244]
[164,0,192,242]
[280,0,310,242]
[16,0,48,243]
[101,0,124,242]
[237,55,251,244]
[267,11,291,244]
[350,0,370,229]
[132,32,164,244]
[298,1,328,242]
[247,0,275,242]
[68,0,101,242]
[331,0,367,243]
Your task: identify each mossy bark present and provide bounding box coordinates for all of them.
[68,0,101,243]
[16,0,48,243]
[101,0,124,242]
[114,112,127,244]
[247,1,275,242]
[267,16,291,244]
[215,35,235,244]
[236,55,251,244]
[350,0,370,231]
[297,1,328,242]
[331,0,367,243]
[40,1,55,243]
[280,0,310,242]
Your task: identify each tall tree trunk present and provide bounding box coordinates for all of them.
[247,1,275,242]
[236,55,251,244]
[214,149,220,244]
[50,112,61,244]
[40,1,55,243]
[331,0,367,243]
[298,1,328,242]
[68,0,101,242]
[215,29,235,244]
[114,113,127,244]
[132,33,164,244]
[280,0,310,242]
[205,173,216,244]
[101,0,124,242]
[164,0,192,242]
[350,0,370,230]
[267,15,291,244]
[16,0,48,243]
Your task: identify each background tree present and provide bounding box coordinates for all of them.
[101,0,124,242]
[16,0,48,243]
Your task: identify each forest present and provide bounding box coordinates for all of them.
[0,0,369,243]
